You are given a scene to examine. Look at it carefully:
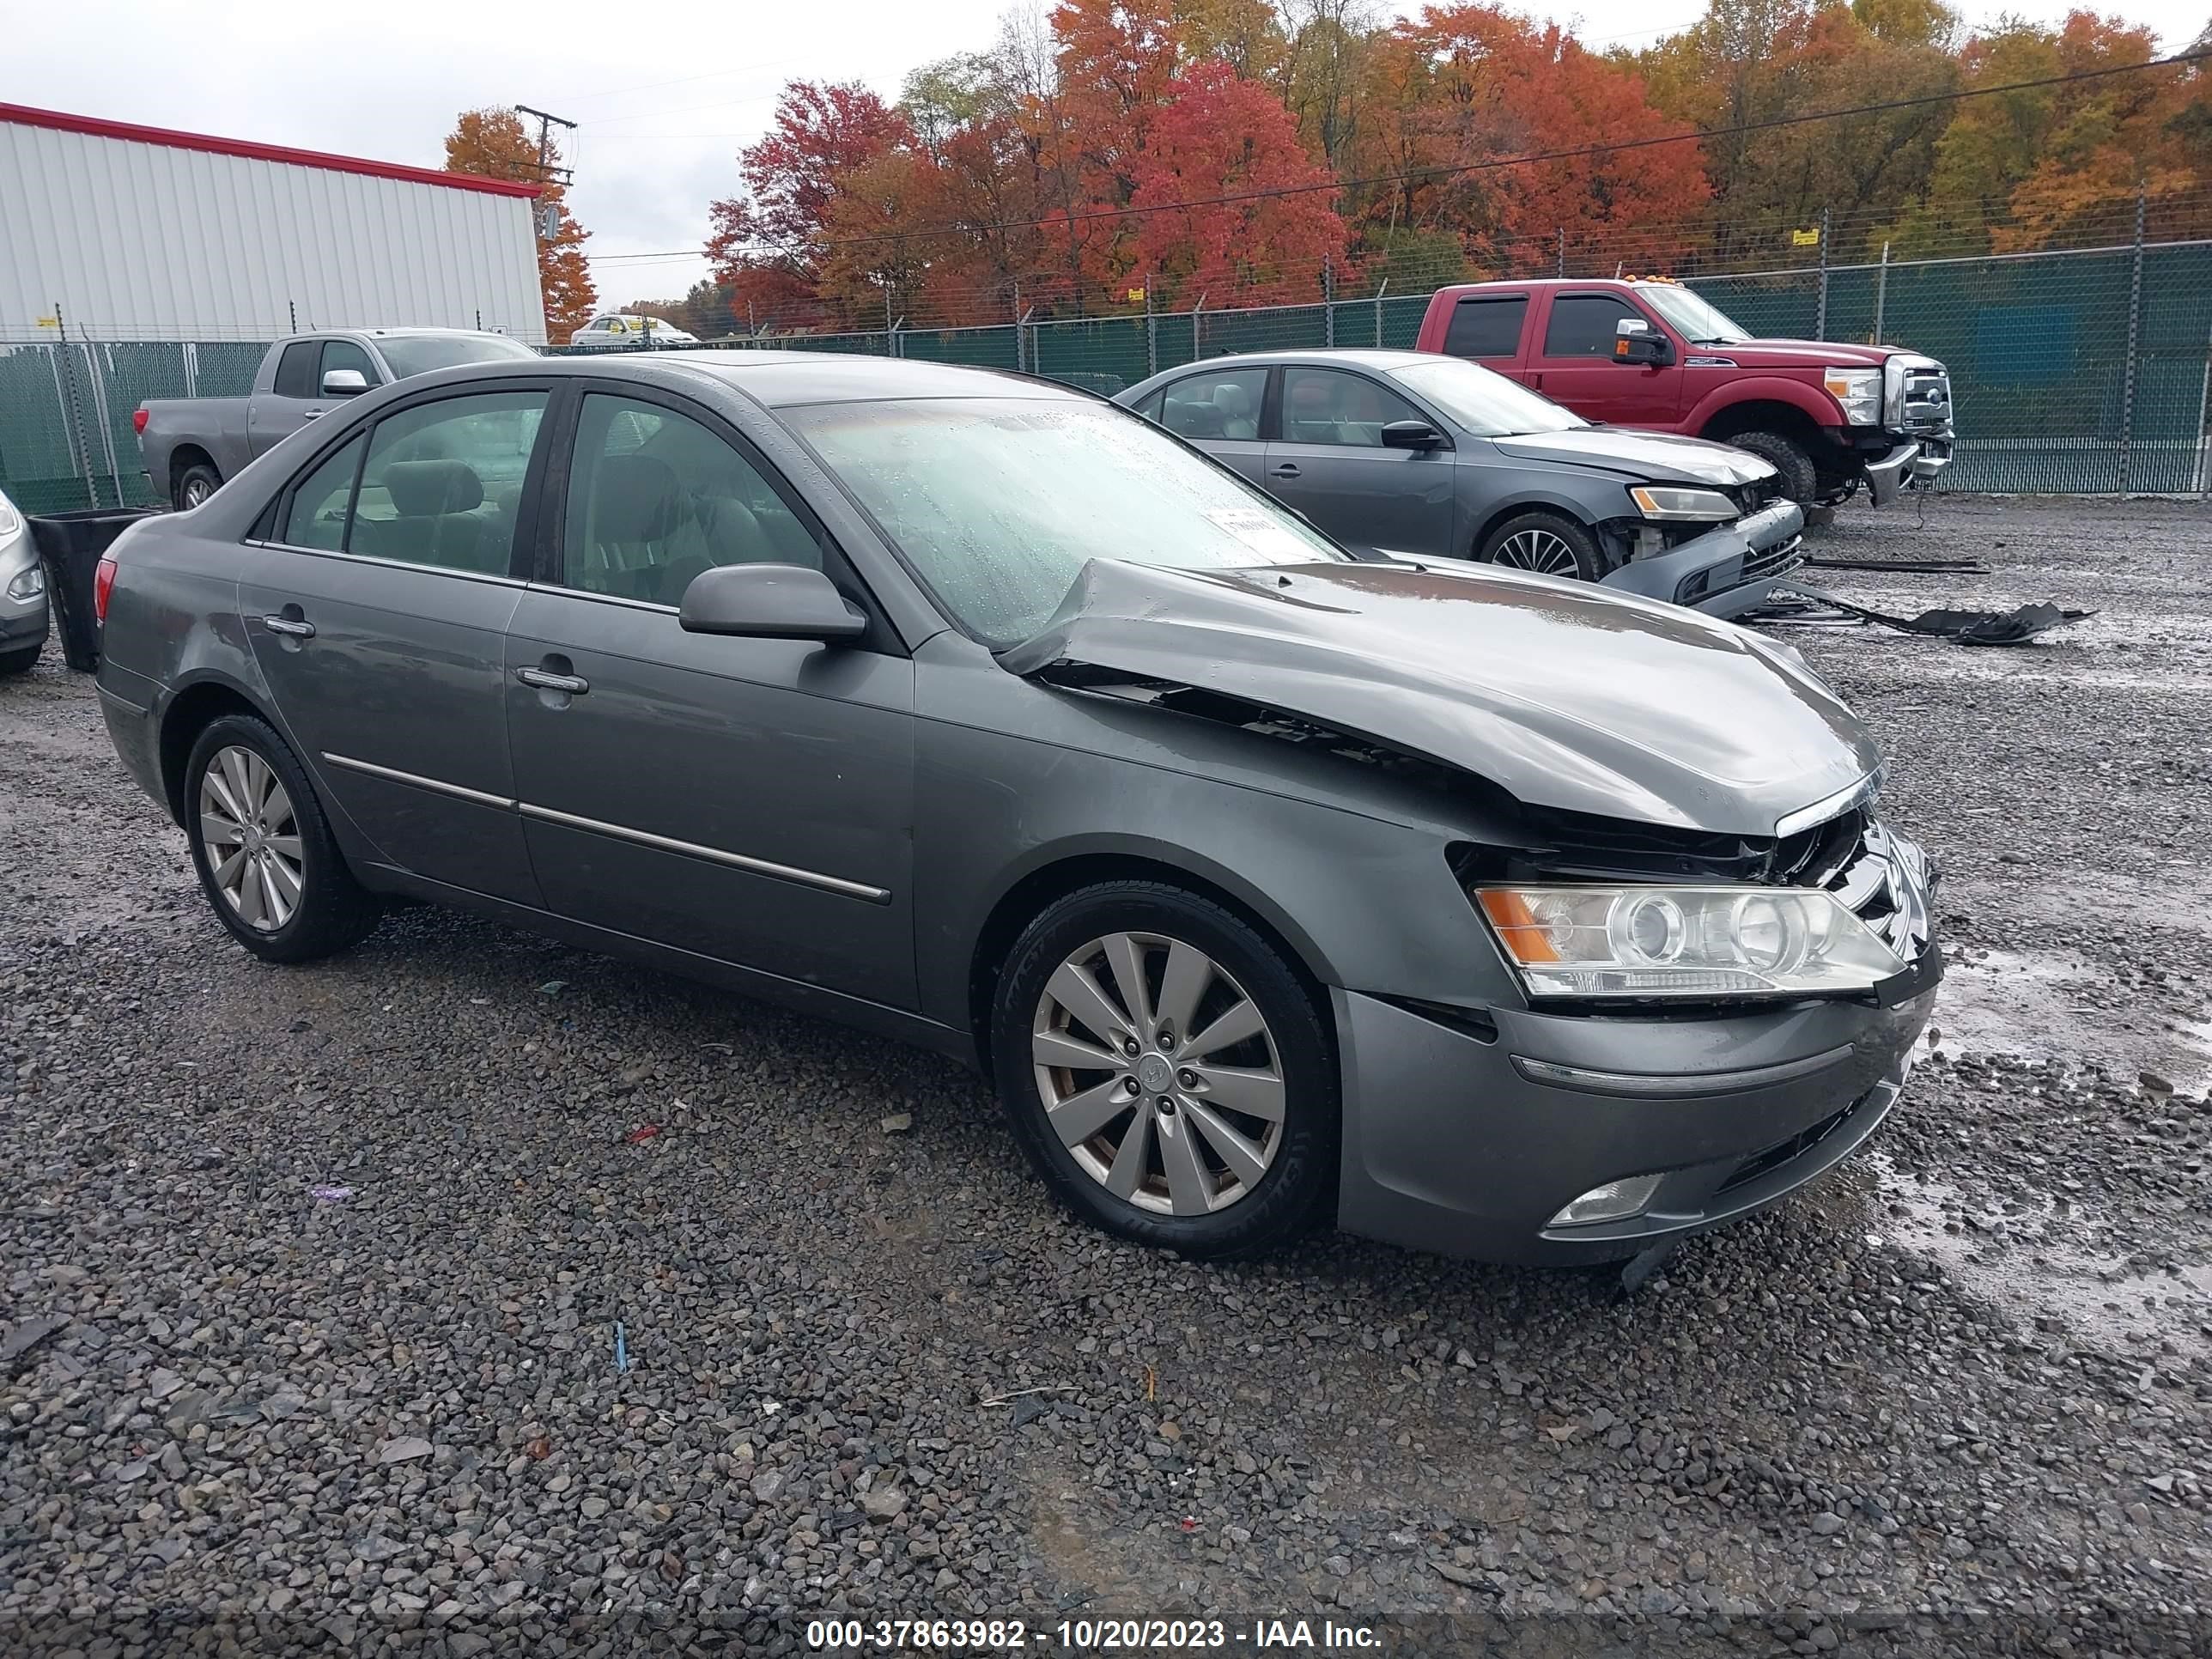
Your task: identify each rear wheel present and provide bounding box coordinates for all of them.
[173,462,222,511]
[1478,511,1601,581]
[990,881,1338,1258]
[1724,430,1818,507]
[184,714,380,963]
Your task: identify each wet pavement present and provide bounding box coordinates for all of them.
[1,493,2208,1655]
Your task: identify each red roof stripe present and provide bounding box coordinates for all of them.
[0,102,542,198]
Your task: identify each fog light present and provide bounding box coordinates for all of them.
[4,565,41,602]
[1548,1174,1663,1228]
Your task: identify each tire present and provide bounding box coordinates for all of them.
[1477,510,1601,581]
[184,714,380,963]
[0,640,40,677]
[1725,430,1818,507]
[989,880,1338,1259]
[173,461,222,512]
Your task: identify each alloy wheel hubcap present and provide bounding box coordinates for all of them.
[199,745,303,931]
[1031,932,1285,1217]
[184,481,211,506]
[1493,529,1579,575]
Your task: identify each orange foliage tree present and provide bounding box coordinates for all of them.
[1131,60,1347,303]
[443,108,596,343]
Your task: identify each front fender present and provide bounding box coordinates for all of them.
[1684,377,1844,437]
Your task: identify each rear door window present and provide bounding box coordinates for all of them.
[279,434,365,551]
[346,392,550,574]
[271,342,322,399]
[1443,296,1528,360]
[1158,368,1267,441]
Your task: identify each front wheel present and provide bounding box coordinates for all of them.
[989,882,1338,1258]
[0,639,40,677]
[1478,511,1601,581]
[1723,430,1818,507]
[185,714,381,963]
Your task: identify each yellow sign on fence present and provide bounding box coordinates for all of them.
[1790,228,1821,247]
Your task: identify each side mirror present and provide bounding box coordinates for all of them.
[321,368,369,398]
[1613,323,1672,368]
[1380,419,1448,451]
[678,562,867,641]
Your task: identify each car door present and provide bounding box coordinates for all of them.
[238,383,553,905]
[1148,366,1270,485]
[503,386,919,1009]
[1528,292,1684,426]
[1261,365,1456,557]
[246,340,333,457]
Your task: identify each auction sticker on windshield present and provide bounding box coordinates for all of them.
[1206,506,1327,562]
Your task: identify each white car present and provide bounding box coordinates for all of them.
[0,486,46,676]
[568,313,699,349]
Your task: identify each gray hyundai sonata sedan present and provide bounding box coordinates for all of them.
[93,352,1937,1269]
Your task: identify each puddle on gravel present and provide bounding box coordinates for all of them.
[1838,1156,2212,1361]
[1927,946,2212,1095]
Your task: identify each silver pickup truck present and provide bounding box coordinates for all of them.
[134,329,542,509]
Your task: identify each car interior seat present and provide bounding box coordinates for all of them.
[370,459,495,572]
[1213,381,1258,441]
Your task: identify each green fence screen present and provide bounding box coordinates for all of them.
[7,241,2209,509]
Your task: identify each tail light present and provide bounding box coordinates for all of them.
[94,551,118,623]
[132,408,149,434]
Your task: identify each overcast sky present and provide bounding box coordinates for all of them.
[8,0,2204,307]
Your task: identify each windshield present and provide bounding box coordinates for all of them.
[1388,358,1584,437]
[1634,285,1752,345]
[789,397,1346,645]
[377,334,543,378]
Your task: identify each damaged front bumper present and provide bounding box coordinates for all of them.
[1601,499,1806,619]
[1333,957,1937,1265]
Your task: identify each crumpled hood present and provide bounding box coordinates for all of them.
[1000,559,1881,837]
[1492,426,1778,487]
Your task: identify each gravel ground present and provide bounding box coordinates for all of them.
[2,495,2208,1657]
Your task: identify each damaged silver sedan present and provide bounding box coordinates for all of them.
[94,352,1938,1269]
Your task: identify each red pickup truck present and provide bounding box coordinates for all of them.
[1414,278,1953,509]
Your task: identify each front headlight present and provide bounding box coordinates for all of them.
[1474,884,1906,999]
[1629,484,1738,522]
[4,562,42,603]
[0,493,22,539]
[1822,367,1881,427]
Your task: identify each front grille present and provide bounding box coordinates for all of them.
[1740,533,1803,583]
[1899,365,1953,434]
[1717,1092,1866,1195]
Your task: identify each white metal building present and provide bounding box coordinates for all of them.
[0,103,547,344]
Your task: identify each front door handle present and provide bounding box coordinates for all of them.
[262,615,316,638]
[517,666,590,696]
[301,409,325,421]
[1269,464,1301,479]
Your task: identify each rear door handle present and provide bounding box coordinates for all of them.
[517,666,590,696]
[1269,464,1301,479]
[301,408,325,421]
[262,615,315,638]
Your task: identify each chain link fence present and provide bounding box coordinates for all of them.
[8,239,2210,507]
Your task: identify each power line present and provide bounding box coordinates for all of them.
[593,46,2209,264]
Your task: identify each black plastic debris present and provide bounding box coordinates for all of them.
[1757,583,2094,647]
[1803,555,1990,574]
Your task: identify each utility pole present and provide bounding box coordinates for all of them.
[513,105,577,189]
